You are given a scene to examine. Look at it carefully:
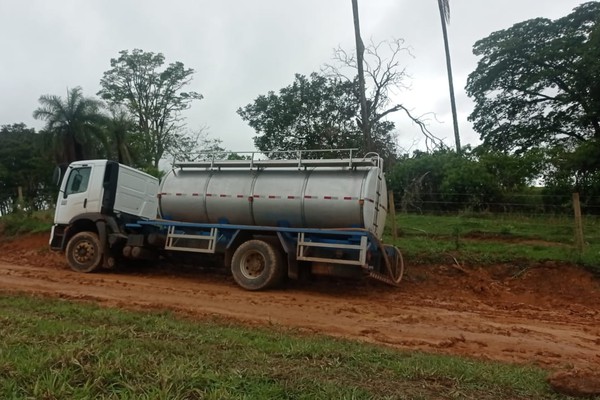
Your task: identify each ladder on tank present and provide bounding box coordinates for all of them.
[372,162,384,235]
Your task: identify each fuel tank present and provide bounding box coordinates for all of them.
[158,157,388,238]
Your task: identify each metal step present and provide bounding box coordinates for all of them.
[164,226,217,253]
[296,233,368,266]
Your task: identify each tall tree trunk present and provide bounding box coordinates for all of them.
[438,0,462,155]
[351,0,372,153]
[65,133,78,164]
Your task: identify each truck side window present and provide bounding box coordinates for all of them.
[64,167,92,197]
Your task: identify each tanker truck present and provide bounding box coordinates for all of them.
[49,150,403,290]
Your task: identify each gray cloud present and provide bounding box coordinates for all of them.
[0,0,588,153]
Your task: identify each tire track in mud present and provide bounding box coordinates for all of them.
[0,257,598,371]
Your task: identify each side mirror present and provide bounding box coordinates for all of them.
[52,166,64,186]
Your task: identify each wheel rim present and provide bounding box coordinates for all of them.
[240,250,265,279]
[72,240,96,265]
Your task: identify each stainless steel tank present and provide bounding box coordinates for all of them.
[159,159,388,238]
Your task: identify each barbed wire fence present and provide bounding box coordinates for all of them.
[388,190,599,259]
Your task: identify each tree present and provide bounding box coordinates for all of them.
[103,105,136,165]
[437,0,461,155]
[98,49,203,169]
[238,72,400,160]
[0,124,55,214]
[388,147,541,213]
[238,73,365,157]
[389,149,499,212]
[239,39,443,162]
[325,39,442,152]
[33,87,106,164]
[540,141,600,213]
[466,2,600,154]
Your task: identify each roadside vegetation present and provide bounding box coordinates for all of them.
[0,294,571,399]
[386,213,600,272]
[0,210,53,238]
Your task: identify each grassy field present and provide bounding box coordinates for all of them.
[0,294,572,400]
[385,213,600,270]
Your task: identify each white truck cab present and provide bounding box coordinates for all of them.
[50,160,159,254]
[54,161,103,225]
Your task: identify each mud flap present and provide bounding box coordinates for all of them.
[96,220,111,269]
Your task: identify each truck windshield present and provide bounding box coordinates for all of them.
[65,167,91,196]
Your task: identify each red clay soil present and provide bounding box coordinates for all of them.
[1,233,599,394]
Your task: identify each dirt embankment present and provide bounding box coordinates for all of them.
[1,233,599,394]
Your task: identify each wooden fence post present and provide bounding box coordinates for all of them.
[572,192,585,254]
[17,186,24,210]
[388,190,397,242]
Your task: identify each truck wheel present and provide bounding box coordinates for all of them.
[231,240,284,290]
[66,232,103,273]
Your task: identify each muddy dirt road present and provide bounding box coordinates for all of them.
[0,234,599,371]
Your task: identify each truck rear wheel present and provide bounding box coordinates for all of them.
[66,232,103,273]
[231,240,284,290]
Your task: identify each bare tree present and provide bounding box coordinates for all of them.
[438,0,462,155]
[325,39,443,151]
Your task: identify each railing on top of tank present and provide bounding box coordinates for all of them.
[172,149,382,171]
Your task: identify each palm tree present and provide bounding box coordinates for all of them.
[438,0,462,155]
[351,0,372,153]
[33,87,106,164]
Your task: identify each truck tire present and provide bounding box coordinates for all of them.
[231,240,284,290]
[66,232,103,273]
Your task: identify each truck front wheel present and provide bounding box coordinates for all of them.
[231,240,284,290]
[66,232,103,273]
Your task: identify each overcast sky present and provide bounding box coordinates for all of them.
[0,0,590,155]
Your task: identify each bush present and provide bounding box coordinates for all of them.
[0,210,54,237]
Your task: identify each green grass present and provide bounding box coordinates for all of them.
[385,213,600,270]
[0,210,54,237]
[0,293,571,400]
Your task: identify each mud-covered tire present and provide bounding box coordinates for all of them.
[231,240,284,290]
[66,231,103,273]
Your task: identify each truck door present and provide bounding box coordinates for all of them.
[54,165,95,225]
